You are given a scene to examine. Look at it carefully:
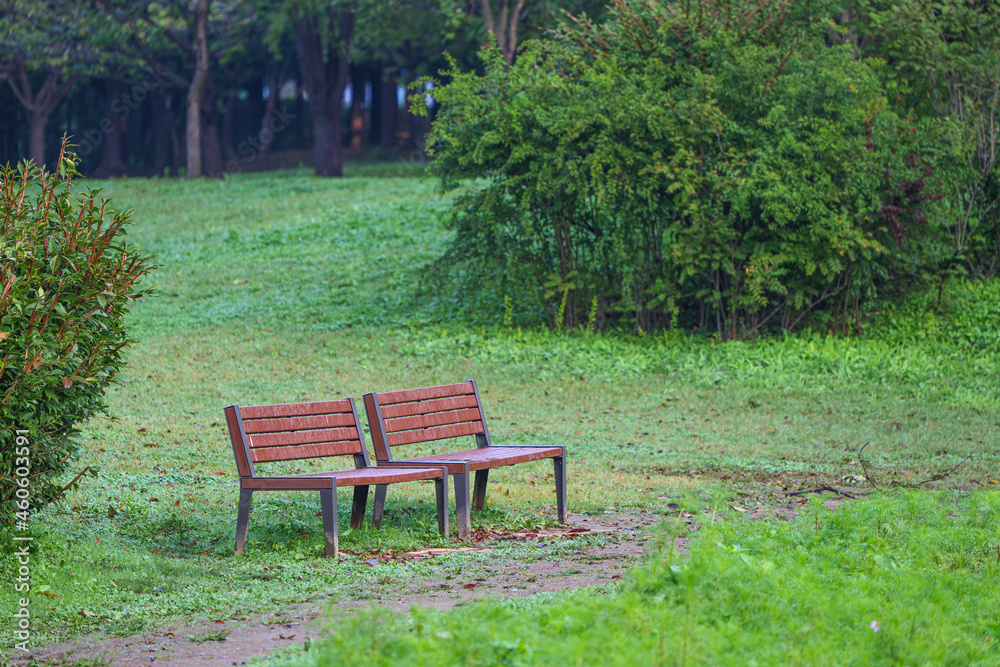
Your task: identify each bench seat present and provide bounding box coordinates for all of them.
[398,446,565,470]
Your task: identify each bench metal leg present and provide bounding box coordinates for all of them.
[319,486,338,557]
[472,469,490,510]
[454,468,471,540]
[435,476,449,537]
[554,455,567,524]
[350,485,369,529]
[235,489,253,555]
[372,484,388,528]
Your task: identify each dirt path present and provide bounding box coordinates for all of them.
[9,492,858,667]
[9,511,663,667]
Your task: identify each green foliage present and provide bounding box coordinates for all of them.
[421,0,954,338]
[865,276,1000,352]
[281,491,1000,666]
[0,0,118,74]
[0,142,154,518]
[850,0,1000,277]
[404,273,1000,412]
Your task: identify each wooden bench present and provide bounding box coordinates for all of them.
[363,380,566,539]
[224,398,449,557]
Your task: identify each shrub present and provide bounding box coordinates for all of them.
[0,140,154,522]
[420,0,952,338]
[849,0,1000,279]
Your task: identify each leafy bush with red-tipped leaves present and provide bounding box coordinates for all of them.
[0,139,154,521]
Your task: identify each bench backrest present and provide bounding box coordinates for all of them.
[225,399,370,478]
[363,380,493,462]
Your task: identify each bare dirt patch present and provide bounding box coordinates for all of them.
[7,511,662,667]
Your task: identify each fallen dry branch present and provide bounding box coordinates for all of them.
[858,439,980,491]
[783,486,857,499]
[900,448,977,488]
[857,441,880,489]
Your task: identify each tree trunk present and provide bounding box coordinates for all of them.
[221,88,237,164]
[369,63,382,147]
[151,88,171,176]
[3,66,76,169]
[28,111,47,169]
[379,66,397,151]
[200,73,224,177]
[202,110,225,176]
[167,92,186,175]
[257,63,282,171]
[400,69,413,149]
[481,0,526,64]
[349,66,364,149]
[312,112,337,176]
[292,2,357,177]
[94,80,127,178]
[186,0,211,179]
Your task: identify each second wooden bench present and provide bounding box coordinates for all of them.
[363,380,566,539]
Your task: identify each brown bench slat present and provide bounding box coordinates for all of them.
[242,413,357,434]
[380,395,480,419]
[241,400,353,419]
[241,477,336,491]
[385,408,483,433]
[403,446,565,471]
[247,427,360,449]
[387,420,483,447]
[377,381,475,405]
[292,467,447,485]
[250,440,361,462]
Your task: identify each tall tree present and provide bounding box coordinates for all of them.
[186,0,210,178]
[3,68,76,168]
[0,0,101,167]
[481,0,525,64]
[109,0,256,177]
[284,0,358,177]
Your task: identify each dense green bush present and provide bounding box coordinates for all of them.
[848,0,1000,279]
[421,0,955,338]
[0,141,154,521]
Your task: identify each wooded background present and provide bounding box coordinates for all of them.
[2,0,997,336]
[0,0,608,177]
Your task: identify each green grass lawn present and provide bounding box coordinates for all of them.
[2,167,998,660]
[279,491,1000,666]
